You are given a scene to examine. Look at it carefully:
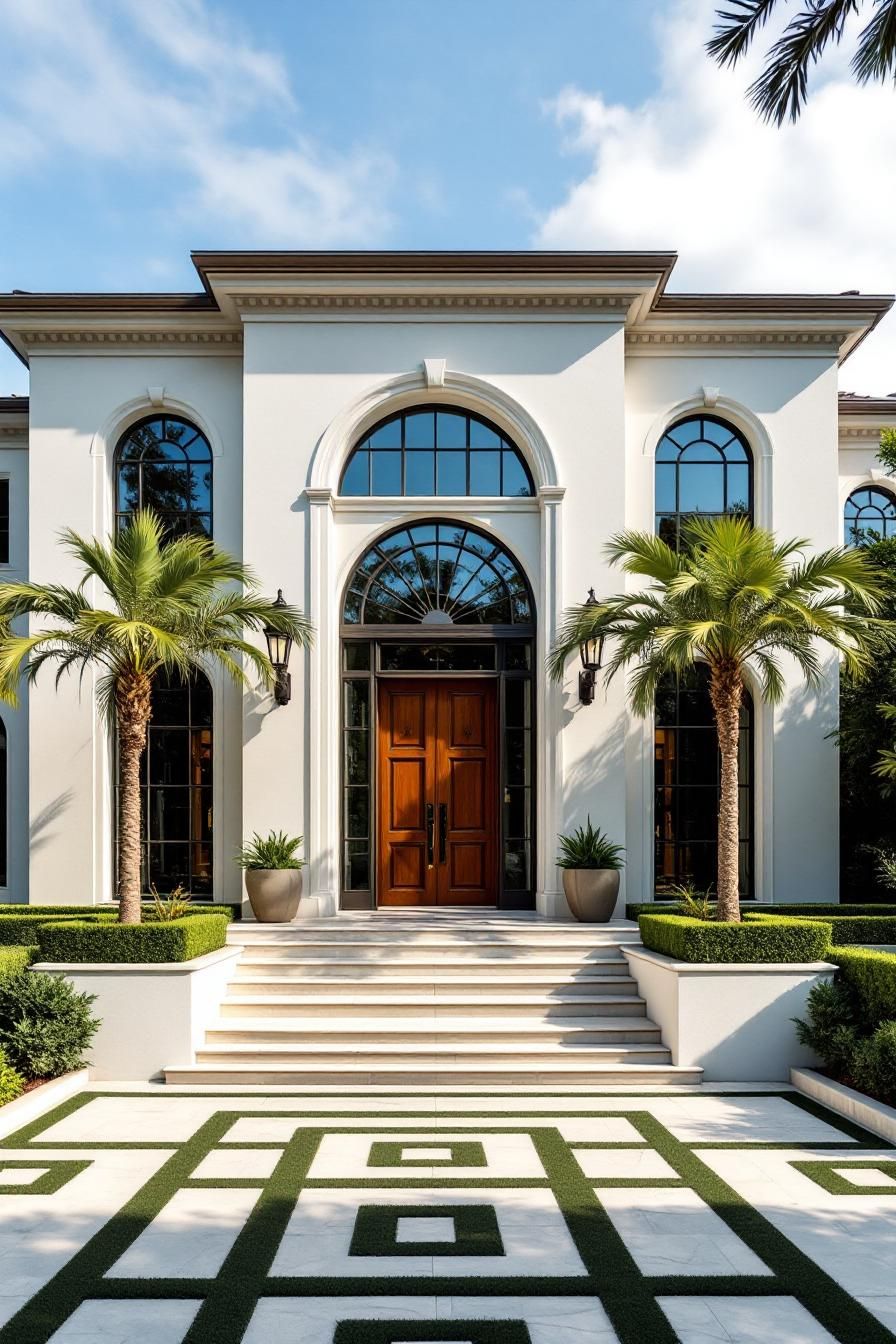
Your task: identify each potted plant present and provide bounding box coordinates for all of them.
[235,832,305,923]
[556,818,625,923]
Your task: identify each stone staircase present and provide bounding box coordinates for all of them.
[164,912,701,1086]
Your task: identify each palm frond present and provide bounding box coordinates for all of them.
[706,0,782,65]
[745,0,861,124]
[852,0,896,82]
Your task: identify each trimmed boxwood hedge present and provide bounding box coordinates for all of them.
[831,946,896,1027]
[0,946,37,979]
[637,912,833,964]
[626,900,896,921]
[35,913,230,964]
[0,903,237,947]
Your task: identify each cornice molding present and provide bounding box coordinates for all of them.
[234,292,635,313]
[21,329,242,350]
[839,424,890,443]
[627,329,847,352]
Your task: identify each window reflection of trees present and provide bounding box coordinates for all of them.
[655,416,753,549]
[115,416,213,538]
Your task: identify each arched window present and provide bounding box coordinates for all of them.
[844,485,896,545]
[343,521,533,626]
[655,415,752,548]
[340,406,534,498]
[115,415,213,537]
[654,666,753,896]
[0,717,6,888]
[117,670,213,895]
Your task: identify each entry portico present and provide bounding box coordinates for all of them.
[0,251,893,915]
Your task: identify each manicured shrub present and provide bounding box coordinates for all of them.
[852,1022,896,1105]
[0,912,118,946]
[0,1046,23,1105]
[0,971,99,1079]
[831,946,896,1028]
[36,913,230,964]
[0,946,37,980]
[794,980,859,1075]
[627,901,896,921]
[638,912,832,963]
[819,916,896,945]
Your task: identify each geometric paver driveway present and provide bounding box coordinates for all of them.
[0,1087,894,1342]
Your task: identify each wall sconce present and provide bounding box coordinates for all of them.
[264,589,294,707]
[578,588,605,706]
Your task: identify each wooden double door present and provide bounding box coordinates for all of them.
[377,679,498,906]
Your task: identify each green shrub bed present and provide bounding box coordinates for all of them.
[0,946,37,979]
[638,912,832,963]
[0,1046,23,1106]
[627,901,896,921]
[797,946,896,1107]
[0,903,236,946]
[35,913,230,964]
[0,971,99,1079]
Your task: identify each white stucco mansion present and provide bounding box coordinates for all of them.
[0,250,894,918]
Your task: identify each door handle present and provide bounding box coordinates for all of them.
[439,802,448,864]
[426,803,434,867]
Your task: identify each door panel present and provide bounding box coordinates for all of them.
[377,678,497,906]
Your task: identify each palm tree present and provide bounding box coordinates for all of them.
[0,512,313,924]
[549,516,884,922]
[708,0,896,124]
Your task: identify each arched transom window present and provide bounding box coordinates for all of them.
[844,485,896,545]
[115,415,213,537]
[343,521,533,627]
[655,415,752,549]
[340,406,534,498]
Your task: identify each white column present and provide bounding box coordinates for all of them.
[306,487,339,915]
[536,485,566,917]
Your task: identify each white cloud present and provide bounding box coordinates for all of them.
[536,0,896,394]
[0,0,395,247]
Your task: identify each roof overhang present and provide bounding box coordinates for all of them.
[838,393,896,445]
[0,396,29,444]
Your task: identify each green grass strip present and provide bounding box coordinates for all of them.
[0,1113,233,1344]
[0,1159,90,1195]
[180,1126,323,1344]
[0,1090,95,1147]
[792,1160,896,1195]
[632,1111,895,1344]
[529,1126,679,1344]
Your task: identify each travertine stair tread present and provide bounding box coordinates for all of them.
[210,1012,654,1031]
[221,992,643,1008]
[166,1061,702,1084]
[196,1039,669,1057]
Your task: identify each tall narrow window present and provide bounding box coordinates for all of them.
[340,406,534,498]
[844,485,896,545]
[654,667,753,896]
[0,480,9,565]
[655,415,752,549]
[115,415,213,537]
[0,717,6,887]
[116,670,213,895]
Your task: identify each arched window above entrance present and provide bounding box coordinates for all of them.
[343,521,533,627]
[340,406,535,498]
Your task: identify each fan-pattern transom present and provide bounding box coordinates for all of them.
[343,522,532,627]
[844,485,896,545]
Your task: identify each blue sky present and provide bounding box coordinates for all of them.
[1,0,893,395]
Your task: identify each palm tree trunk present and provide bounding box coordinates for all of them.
[116,671,152,925]
[709,660,743,923]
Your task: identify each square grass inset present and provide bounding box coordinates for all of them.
[791,1160,896,1195]
[0,1159,90,1195]
[349,1203,504,1257]
[367,1141,487,1169]
[332,1321,531,1343]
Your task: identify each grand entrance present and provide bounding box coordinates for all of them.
[339,520,536,911]
[378,679,498,906]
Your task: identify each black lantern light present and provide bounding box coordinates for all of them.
[578,588,605,706]
[264,589,293,707]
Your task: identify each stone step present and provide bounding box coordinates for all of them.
[219,993,646,1018]
[205,1014,659,1044]
[195,1040,672,1065]
[228,930,639,948]
[165,1060,702,1087]
[229,945,631,964]
[226,972,640,995]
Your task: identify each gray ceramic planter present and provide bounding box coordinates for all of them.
[244,868,302,923]
[561,868,620,923]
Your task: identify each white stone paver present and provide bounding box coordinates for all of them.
[192,1147,283,1179]
[395,1216,456,1243]
[599,1186,772,1277]
[832,1166,896,1187]
[47,1299,202,1342]
[269,1186,587,1278]
[650,1096,854,1145]
[574,1147,678,1179]
[106,1188,261,1279]
[242,1295,619,1343]
[657,1295,838,1342]
[0,1167,50,1186]
[307,1131,544,1180]
[401,1145,452,1160]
